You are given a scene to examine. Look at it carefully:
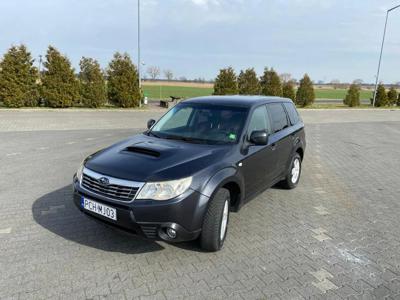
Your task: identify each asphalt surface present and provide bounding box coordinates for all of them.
[1,109,400,299]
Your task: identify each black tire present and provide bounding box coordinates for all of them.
[281,153,302,189]
[200,188,230,252]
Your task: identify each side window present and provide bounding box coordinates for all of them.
[266,103,289,133]
[247,106,271,136]
[283,102,300,125]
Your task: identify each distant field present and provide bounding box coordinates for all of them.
[315,88,372,100]
[142,84,373,100]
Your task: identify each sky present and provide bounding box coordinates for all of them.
[0,0,399,83]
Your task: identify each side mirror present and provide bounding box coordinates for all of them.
[147,119,156,129]
[249,130,268,145]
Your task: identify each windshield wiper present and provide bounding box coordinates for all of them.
[147,131,161,138]
[164,135,206,144]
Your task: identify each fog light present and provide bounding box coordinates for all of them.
[166,228,177,239]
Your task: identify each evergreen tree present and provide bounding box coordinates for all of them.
[343,83,361,107]
[41,46,79,107]
[79,57,106,108]
[260,67,282,96]
[295,74,315,107]
[213,67,238,95]
[107,52,141,108]
[387,87,398,106]
[0,45,39,107]
[282,80,296,101]
[238,68,260,95]
[398,93,400,107]
[373,84,388,107]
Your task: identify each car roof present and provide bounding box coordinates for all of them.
[181,95,293,108]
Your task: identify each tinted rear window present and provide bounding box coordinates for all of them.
[267,103,289,133]
[283,102,300,125]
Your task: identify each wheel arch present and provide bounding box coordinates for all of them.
[201,167,245,213]
[295,146,304,161]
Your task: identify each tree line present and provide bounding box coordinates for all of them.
[213,67,400,107]
[342,82,398,107]
[0,45,141,108]
[213,67,315,107]
[1,45,399,108]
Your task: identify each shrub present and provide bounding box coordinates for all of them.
[107,52,141,108]
[260,67,282,96]
[343,83,361,107]
[373,84,388,107]
[213,67,238,95]
[238,68,260,95]
[79,57,107,108]
[295,74,315,107]
[282,80,296,101]
[387,87,398,106]
[0,45,39,107]
[41,46,79,108]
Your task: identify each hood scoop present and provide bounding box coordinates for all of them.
[123,146,161,157]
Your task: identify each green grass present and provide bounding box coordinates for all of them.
[143,85,213,100]
[314,88,372,100]
[142,85,374,100]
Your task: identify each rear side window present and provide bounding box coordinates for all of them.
[247,105,271,135]
[283,102,300,125]
[267,103,289,133]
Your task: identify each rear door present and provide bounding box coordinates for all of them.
[266,103,292,180]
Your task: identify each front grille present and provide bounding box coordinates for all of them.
[82,173,139,202]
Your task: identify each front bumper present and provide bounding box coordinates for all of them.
[72,176,207,242]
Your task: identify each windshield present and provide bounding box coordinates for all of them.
[150,103,248,144]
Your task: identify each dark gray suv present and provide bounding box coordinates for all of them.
[73,96,306,251]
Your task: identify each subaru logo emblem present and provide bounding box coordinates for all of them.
[99,177,109,186]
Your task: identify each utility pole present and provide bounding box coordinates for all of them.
[137,0,142,107]
[372,4,400,107]
[38,55,43,81]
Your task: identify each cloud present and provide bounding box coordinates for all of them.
[0,0,399,82]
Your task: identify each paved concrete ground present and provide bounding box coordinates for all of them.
[1,109,400,299]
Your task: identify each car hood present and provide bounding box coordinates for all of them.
[85,134,231,182]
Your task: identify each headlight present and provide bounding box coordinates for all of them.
[76,161,84,184]
[136,176,192,201]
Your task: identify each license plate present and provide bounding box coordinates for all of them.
[81,197,117,221]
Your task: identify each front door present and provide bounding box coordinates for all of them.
[240,105,279,199]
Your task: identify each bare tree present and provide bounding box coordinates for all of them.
[147,66,160,80]
[279,73,292,83]
[353,79,364,85]
[163,69,173,81]
[330,79,341,89]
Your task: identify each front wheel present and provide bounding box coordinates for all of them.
[200,188,230,252]
[281,153,302,189]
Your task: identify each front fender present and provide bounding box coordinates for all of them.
[199,167,245,211]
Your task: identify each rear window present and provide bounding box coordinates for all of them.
[267,103,289,133]
[283,102,300,125]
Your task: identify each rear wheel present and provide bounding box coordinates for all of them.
[200,188,230,252]
[281,153,302,189]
